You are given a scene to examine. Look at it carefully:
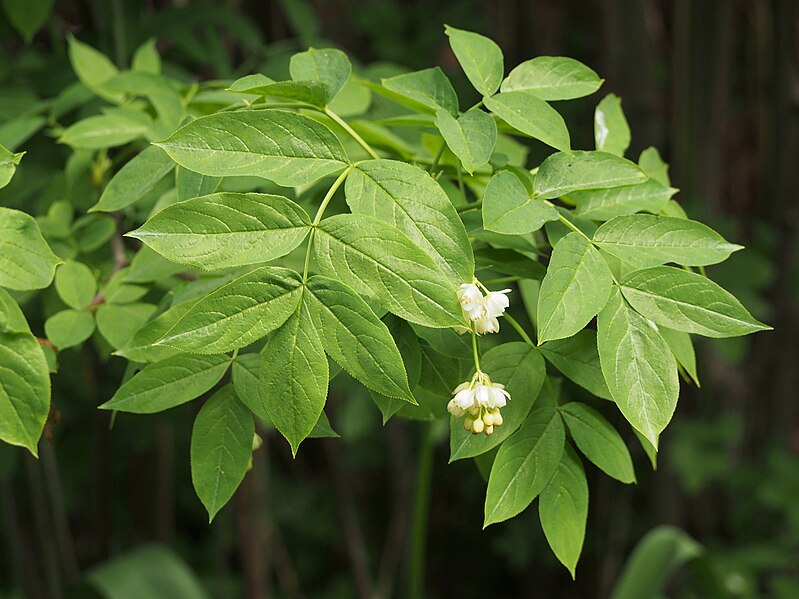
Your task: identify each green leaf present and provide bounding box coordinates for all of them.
[594,93,631,156]
[444,25,503,96]
[660,200,687,219]
[597,289,678,447]
[609,526,703,599]
[0,292,50,455]
[54,260,96,309]
[289,47,352,104]
[381,67,459,115]
[73,214,117,253]
[231,353,265,420]
[539,330,612,400]
[435,108,496,174]
[95,303,157,349]
[0,288,30,333]
[155,110,349,186]
[537,232,613,343]
[0,144,24,188]
[484,406,565,526]
[560,402,635,483]
[0,208,61,291]
[102,269,148,305]
[191,385,254,521]
[346,159,474,281]
[593,215,743,268]
[103,72,184,130]
[2,0,53,42]
[639,147,671,187]
[175,166,222,202]
[259,300,328,455]
[620,266,770,338]
[132,38,161,74]
[115,301,196,363]
[101,354,231,413]
[658,327,699,386]
[91,146,175,212]
[482,169,559,234]
[314,214,464,328]
[44,310,95,349]
[306,275,413,401]
[634,429,658,470]
[450,342,546,461]
[475,247,546,280]
[59,111,151,150]
[229,77,328,107]
[67,35,123,102]
[539,445,589,578]
[0,115,45,151]
[87,545,209,599]
[128,192,311,270]
[126,246,183,283]
[571,179,677,221]
[484,92,570,152]
[154,267,303,354]
[501,56,602,100]
[534,151,647,199]
[410,324,470,359]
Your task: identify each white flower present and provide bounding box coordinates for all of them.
[473,313,500,335]
[484,289,511,318]
[455,281,512,334]
[447,371,510,436]
[457,283,485,321]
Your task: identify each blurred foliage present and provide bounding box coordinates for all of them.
[1,0,797,598]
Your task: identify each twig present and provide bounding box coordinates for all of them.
[324,439,374,599]
[374,421,414,599]
[40,441,80,583]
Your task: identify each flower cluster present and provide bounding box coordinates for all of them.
[457,282,510,334]
[448,370,510,436]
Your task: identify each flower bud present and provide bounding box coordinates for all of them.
[472,418,485,434]
[484,425,494,436]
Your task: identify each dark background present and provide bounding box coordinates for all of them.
[1,1,798,597]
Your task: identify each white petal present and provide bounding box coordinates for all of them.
[475,315,500,334]
[475,384,491,407]
[490,386,508,408]
[454,388,476,409]
[452,381,471,395]
[457,284,486,320]
[484,290,511,318]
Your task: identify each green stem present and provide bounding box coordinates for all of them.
[408,423,434,599]
[484,276,520,285]
[456,200,482,214]
[504,313,534,346]
[456,162,465,203]
[303,166,354,281]
[544,200,592,241]
[263,101,318,110]
[429,142,446,174]
[324,107,381,160]
[471,328,481,371]
[110,0,126,68]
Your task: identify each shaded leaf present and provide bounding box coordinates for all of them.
[129,192,311,270]
[537,232,613,343]
[191,385,253,520]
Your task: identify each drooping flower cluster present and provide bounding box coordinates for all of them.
[457,282,511,334]
[448,370,510,436]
